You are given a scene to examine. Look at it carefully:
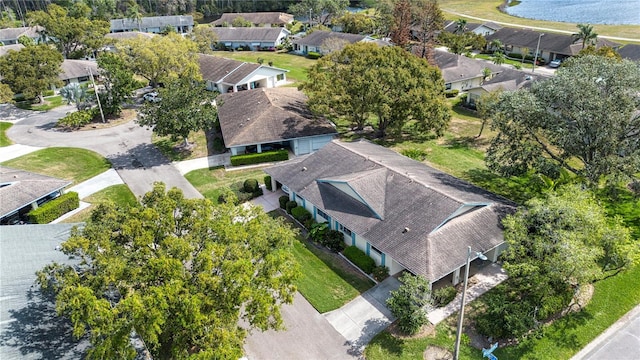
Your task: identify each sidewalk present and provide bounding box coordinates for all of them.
[250,186,284,212]
[0,144,44,163]
[173,153,231,175]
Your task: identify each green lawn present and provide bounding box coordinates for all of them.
[61,184,138,223]
[0,122,12,147]
[152,130,212,161]
[1,147,111,185]
[215,51,316,83]
[473,53,535,70]
[15,95,65,111]
[185,167,267,203]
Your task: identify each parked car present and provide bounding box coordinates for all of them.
[143,92,160,102]
[549,59,562,68]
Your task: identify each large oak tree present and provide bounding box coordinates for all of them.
[37,183,300,359]
[0,44,63,102]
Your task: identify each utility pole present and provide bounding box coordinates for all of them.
[87,67,105,123]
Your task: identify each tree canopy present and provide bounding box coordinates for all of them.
[115,32,201,87]
[485,55,640,184]
[386,272,431,335]
[289,0,348,26]
[137,80,218,146]
[37,183,300,359]
[189,25,219,54]
[302,42,450,138]
[97,52,139,116]
[0,44,63,102]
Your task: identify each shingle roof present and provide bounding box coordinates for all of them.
[618,44,640,62]
[0,26,41,41]
[217,88,336,147]
[211,12,294,26]
[0,166,71,219]
[0,43,24,56]
[293,30,367,47]
[59,59,99,81]
[198,54,263,84]
[210,27,288,42]
[110,15,193,32]
[430,50,503,82]
[105,31,155,40]
[265,140,516,282]
[478,67,548,92]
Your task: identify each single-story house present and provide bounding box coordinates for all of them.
[0,43,24,57]
[0,26,43,45]
[292,30,375,55]
[442,20,502,36]
[210,27,290,50]
[217,87,337,156]
[0,166,71,225]
[58,59,99,88]
[465,67,548,108]
[198,54,288,93]
[618,44,640,62]
[430,50,503,92]
[485,27,621,63]
[211,12,294,27]
[266,140,516,288]
[110,15,193,34]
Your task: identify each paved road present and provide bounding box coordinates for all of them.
[3,105,203,199]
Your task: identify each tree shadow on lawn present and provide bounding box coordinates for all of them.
[462,168,541,205]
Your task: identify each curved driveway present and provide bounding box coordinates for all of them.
[4,105,203,199]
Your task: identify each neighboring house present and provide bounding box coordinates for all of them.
[430,50,503,92]
[441,20,502,36]
[110,15,193,34]
[0,43,24,56]
[292,30,374,55]
[465,67,548,108]
[217,87,336,156]
[618,43,640,62]
[103,31,155,51]
[485,27,621,63]
[211,12,294,27]
[211,27,290,50]
[0,26,42,45]
[58,59,99,88]
[0,166,71,225]
[266,140,516,288]
[198,54,288,93]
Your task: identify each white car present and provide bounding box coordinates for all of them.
[549,59,562,68]
[143,92,160,102]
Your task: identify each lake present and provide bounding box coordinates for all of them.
[504,0,640,25]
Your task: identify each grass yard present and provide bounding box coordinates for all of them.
[0,147,111,185]
[185,167,267,203]
[215,51,316,83]
[439,0,640,40]
[15,95,65,111]
[62,184,138,223]
[0,122,12,146]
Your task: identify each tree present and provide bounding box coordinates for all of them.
[137,80,217,147]
[454,18,467,34]
[491,51,505,65]
[577,45,622,60]
[17,34,35,46]
[489,38,503,53]
[386,272,431,335]
[288,0,349,26]
[60,82,90,110]
[231,16,252,27]
[116,33,201,87]
[573,23,598,49]
[389,0,412,48]
[189,25,219,53]
[0,44,63,103]
[97,52,138,116]
[0,83,14,103]
[37,183,300,359]
[477,185,635,339]
[438,31,486,55]
[302,42,450,138]
[485,55,640,184]
[28,4,110,59]
[335,12,376,34]
[521,46,529,64]
[125,4,143,31]
[475,90,500,138]
[412,0,444,63]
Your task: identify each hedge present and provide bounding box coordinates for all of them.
[230,149,288,166]
[264,175,272,191]
[243,178,259,193]
[291,206,312,223]
[279,195,289,209]
[28,192,79,224]
[285,200,297,214]
[343,246,375,274]
[445,89,460,98]
[57,109,96,129]
[307,51,322,59]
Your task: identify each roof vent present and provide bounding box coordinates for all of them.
[302,166,307,171]
[402,227,410,234]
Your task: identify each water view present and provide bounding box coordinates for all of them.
[505,0,640,25]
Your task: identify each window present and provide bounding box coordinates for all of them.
[317,209,329,220]
[370,245,382,256]
[339,223,352,236]
[445,83,452,90]
[276,73,285,81]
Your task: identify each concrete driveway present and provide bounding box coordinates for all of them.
[2,105,202,199]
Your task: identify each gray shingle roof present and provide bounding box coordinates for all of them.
[486,28,620,56]
[198,54,262,84]
[211,12,294,26]
[430,50,503,82]
[217,88,336,147]
[110,15,193,32]
[0,43,24,57]
[293,30,367,47]
[210,27,288,42]
[0,26,41,42]
[59,59,99,81]
[265,140,516,282]
[618,44,640,62]
[478,67,548,92]
[0,166,71,219]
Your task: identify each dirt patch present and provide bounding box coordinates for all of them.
[387,321,436,339]
[78,109,137,131]
[424,346,453,360]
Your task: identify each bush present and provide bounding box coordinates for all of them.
[291,206,312,223]
[343,246,375,274]
[386,273,431,335]
[285,200,297,214]
[57,109,95,129]
[243,178,259,193]
[308,222,328,242]
[279,195,289,209]
[307,51,322,59]
[445,89,460,98]
[218,181,262,204]
[28,192,79,224]
[401,148,428,161]
[432,286,457,307]
[372,266,390,281]
[323,229,345,252]
[264,175,272,191]
[230,149,288,166]
[43,89,55,97]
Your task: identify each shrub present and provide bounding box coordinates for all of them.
[445,89,460,98]
[372,266,390,281]
[279,195,289,209]
[28,192,79,224]
[43,89,55,97]
[212,137,225,152]
[432,286,457,307]
[243,178,259,193]
[343,246,375,274]
[57,109,95,129]
[291,206,312,223]
[285,200,297,214]
[386,273,431,335]
[264,175,272,191]
[217,187,238,204]
[401,148,428,161]
[309,222,328,242]
[307,51,322,59]
[230,149,288,166]
[323,229,346,252]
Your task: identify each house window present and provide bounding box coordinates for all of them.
[445,83,452,90]
[317,209,329,220]
[276,74,284,81]
[370,245,382,256]
[338,223,352,236]
[78,76,89,82]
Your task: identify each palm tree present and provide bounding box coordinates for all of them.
[126,5,143,32]
[489,39,503,53]
[573,23,598,49]
[521,47,529,64]
[454,18,467,34]
[492,51,505,65]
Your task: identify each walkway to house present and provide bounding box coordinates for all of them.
[250,185,284,212]
[0,144,43,163]
[173,153,231,175]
